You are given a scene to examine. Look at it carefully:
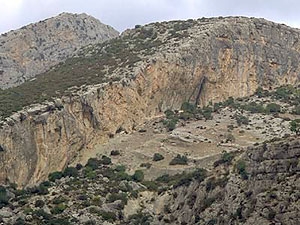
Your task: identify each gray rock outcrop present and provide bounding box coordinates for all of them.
[156,139,300,224]
[0,12,119,89]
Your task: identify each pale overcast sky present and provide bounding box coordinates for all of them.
[1,0,300,34]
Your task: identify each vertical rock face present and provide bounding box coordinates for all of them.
[0,17,300,187]
[0,12,119,89]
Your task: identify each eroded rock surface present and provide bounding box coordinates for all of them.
[155,139,300,225]
[0,12,118,89]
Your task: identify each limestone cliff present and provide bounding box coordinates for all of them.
[0,12,119,89]
[0,16,300,187]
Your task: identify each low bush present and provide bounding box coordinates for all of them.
[128,212,152,225]
[169,154,188,165]
[153,153,164,161]
[213,151,234,167]
[290,119,300,135]
[181,102,197,114]
[100,156,112,165]
[132,170,144,182]
[48,171,63,182]
[85,158,101,170]
[107,193,128,205]
[235,114,249,126]
[163,118,178,131]
[235,160,248,180]
[98,210,117,222]
[141,181,159,191]
[110,150,120,156]
[37,183,49,195]
[35,199,45,208]
[0,186,9,207]
[202,106,213,120]
[63,167,78,178]
[265,103,281,114]
[50,203,67,214]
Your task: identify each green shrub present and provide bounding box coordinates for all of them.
[85,158,101,170]
[191,168,207,182]
[200,197,216,212]
[75,163,83,170]
[132,170,144,182]
[181,102,196,113]
[242,102,265,113]
[48,171,63,182]
[86,171,97,179]
[274,86,293,100]
[52,196,67,204]
[155,168,207,189]
[114,171,132,181]
[91,196,102,206]
[107,193,128,205]
[255,87,269,98]
[235,114,249,126]
[50,203,67,214]
[115,165,126,172]
[47,217,70,225]
[0,186,9,207]
[173,169,206,188]
[153,153,164,161]
[98,210,117,222]
[265,103,281,114]
[35,199,45,208]
[40,180,51,187]
[214,151,234,167]
[100,155,112,165]
[235,160,248,180]
[110,150,120,156]
[14,217,26,225]
[202,106,213,120]
[163,118,178,131]
[63,167,78,178]
[33,209,52,220]
[37,183,49,195]
[207,218,217,225]
[169,154,188,165]
[290,119,300,135]
[128,212,152,225]
[141,181,159,191]
[164,109,175,119]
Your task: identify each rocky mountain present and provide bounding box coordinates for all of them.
[156,138,300,225]
[0,12,119,89]
[0,16,299,189]
[0,131,299,224]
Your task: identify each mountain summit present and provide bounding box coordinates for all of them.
[0,12,119,89]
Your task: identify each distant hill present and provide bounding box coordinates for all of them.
[0,12,119,89]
